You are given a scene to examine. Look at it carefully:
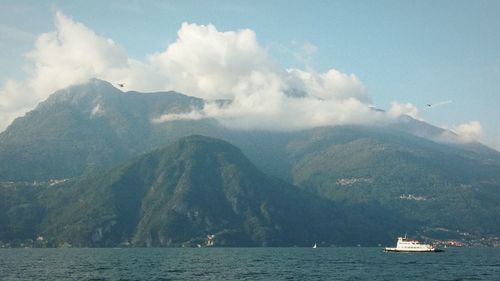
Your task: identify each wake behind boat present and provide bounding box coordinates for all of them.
[384,235,443,253]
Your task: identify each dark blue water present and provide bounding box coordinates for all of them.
[0,247,498,280]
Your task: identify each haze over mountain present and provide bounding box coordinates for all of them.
[0,79,499,246]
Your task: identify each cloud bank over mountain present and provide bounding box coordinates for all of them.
[0,11,485,141]
[452,121,483,143]
[388,102,420,120]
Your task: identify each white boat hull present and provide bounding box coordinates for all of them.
[384,247,443,253]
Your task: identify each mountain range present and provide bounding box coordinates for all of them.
[1,79,499,247]
[3,135,411,247]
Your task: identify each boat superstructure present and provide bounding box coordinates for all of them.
[384,235,443,252]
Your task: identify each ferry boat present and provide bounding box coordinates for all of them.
[384,235,443,252]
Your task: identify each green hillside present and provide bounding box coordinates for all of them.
[1,136,409,247]
[0,79,208,181]
[286,126,500,237]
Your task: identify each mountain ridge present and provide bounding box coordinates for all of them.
[0,79,499,245]
[3,135,409,247]
[1,79,498,182]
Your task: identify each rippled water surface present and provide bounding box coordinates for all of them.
[0,247,498,280]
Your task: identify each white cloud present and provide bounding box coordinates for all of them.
[0,79,31,128]
[0,11,396,132]
[147,22,274,100]
[132,22,377,130]
[151,110,206,123]
[287,68,369,102]
[451,121,483,143]
[388,101,420,119]
[27,11,131,94]
[0,12,134,128]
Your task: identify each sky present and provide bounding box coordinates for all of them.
[0,0,499,149]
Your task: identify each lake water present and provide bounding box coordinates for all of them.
[0,247,498,280]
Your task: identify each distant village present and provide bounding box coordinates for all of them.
[1,234,499,249]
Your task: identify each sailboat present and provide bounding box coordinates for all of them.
[313,243,317,249]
